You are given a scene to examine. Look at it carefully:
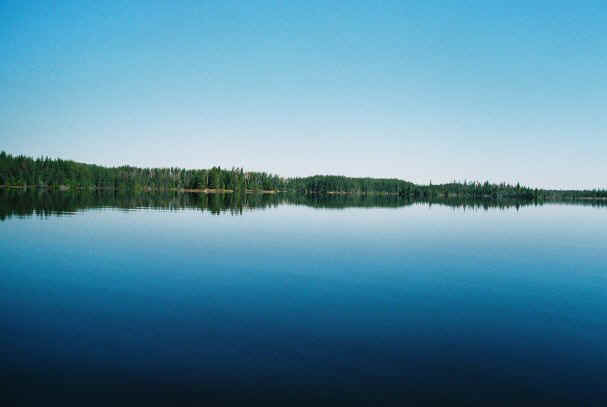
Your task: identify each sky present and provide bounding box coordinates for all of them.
[1,0,605,189]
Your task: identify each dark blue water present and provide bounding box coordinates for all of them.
[1,193,606,405]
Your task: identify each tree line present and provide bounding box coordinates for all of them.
[0,151,285,192]
[1,151,605,200]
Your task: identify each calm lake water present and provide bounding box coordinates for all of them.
[1,191,606,405]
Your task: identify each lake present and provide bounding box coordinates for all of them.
[1,190,606,405]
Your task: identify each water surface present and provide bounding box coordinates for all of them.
[1,191,606,404]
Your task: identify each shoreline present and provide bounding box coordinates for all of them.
[0,185,282,194]
[2,185,607,201]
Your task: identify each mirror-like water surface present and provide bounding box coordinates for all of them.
[2,191,606,404]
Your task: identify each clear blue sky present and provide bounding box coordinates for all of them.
[1,1,605,189]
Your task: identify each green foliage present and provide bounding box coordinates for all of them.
[0,152,286,192]
[287,175,414,195]
[0,151,604,200]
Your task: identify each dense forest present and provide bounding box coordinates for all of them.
[1,151,605,200]
[0,151,284,192]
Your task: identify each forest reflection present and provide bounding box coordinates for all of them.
[1,189,605,221]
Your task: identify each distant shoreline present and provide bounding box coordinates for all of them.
[2,151,605,201]
[3,184,607,201]
[179,188,280,194]
[0,184,282,194]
